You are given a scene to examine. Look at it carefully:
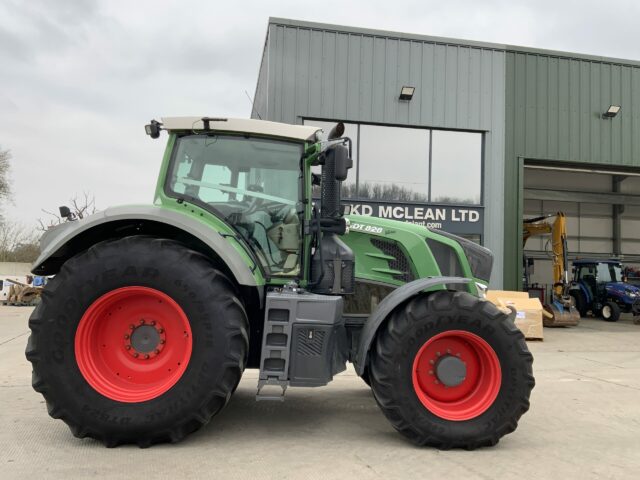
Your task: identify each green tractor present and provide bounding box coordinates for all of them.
[26,117,534,449]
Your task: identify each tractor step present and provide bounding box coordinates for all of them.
[255,291,294,401]
[256,378,288,402]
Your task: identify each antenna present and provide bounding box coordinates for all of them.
[244,90,262,120]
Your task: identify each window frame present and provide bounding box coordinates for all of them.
[163,131,307,280]
[303,118,485,207]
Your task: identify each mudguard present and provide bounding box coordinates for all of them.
[353,276,473,375]
[31,205,260,287]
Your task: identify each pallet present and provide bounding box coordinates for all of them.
[1,301,37,307]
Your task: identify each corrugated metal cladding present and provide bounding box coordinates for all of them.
[506,52,640,166]
[503,52,640,289]
[253,36,269,121]
[254,18,508,287]
[257,21,506,131]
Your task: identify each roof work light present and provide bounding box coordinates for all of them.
[602,105,621,119]
[399,86,415,101]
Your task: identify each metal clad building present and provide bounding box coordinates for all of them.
[254,18,640,289]
[505,51,640,289]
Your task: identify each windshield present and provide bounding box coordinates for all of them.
[596,263,623,283]
[167,134,303,276]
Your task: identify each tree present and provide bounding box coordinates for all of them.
[38,192,98,231]
[0,220,39,263]
[0,148,10,202]
[0,148,12,221]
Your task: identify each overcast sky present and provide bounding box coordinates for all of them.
[2,0,640,227]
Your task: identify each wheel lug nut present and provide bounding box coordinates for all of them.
[144,354,150,359]
[158,328,164,334]
[125,345,131,350]
[140,319,145,325]
[436,351,441,357]
[428,370,433,375]
[124,334,129,339]
[160,339,166,345]
[446,349,451,354]
[434,380,440,384]
[154,349,160,354]
[129,324,135,330]
[150,320,156,326]
[429,360,434,365]
[133,353,139,358]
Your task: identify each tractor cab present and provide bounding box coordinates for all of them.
[572,260,622,298]
[570,259,640,321]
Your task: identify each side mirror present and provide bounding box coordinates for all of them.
[332,144,352,181]
[59,206,71,218]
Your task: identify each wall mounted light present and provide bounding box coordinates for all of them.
[399,86,415,101]
[602,105,621,119]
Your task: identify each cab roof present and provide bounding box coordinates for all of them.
[160,117,321,142]
[573,259,622,266]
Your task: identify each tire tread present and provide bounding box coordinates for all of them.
[25,235,249,447]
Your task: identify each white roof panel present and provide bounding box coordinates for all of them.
[160,117,321,141]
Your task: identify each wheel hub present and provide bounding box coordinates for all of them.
[435,355,467,387]
[125,320,166,359]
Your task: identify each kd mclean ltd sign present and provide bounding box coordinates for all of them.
[345,199,484,236]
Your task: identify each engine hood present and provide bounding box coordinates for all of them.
[606,282,640,298]
[346,214,456,240]
[344,214,493,284]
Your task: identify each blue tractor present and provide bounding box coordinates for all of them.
[569,259,640,322]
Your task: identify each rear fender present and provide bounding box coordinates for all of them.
[32,205,262,289]
[353,276,472,375]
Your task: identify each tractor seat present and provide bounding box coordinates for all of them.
[581,274,596,299]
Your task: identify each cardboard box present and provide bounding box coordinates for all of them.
[486,291,544,341]
[485,290,529,303]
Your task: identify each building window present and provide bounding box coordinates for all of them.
[303,119,482,205]
[358,125,430,202]
[431,130,482,205]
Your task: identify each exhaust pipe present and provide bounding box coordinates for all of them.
[327,122,345,140]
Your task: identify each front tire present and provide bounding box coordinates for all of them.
[601,301,621,322]
[369,290,534,449]
[25,236,249,447]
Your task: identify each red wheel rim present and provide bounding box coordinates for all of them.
[75,287,192,403]
[412,330,501,421]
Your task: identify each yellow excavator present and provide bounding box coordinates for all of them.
[523,212,580,327]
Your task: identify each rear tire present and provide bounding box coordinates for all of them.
[369,290,534,449]
[570,290,588,317]
[25,236,249,447]
[360,369,372,387]
[601,301,621,322]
